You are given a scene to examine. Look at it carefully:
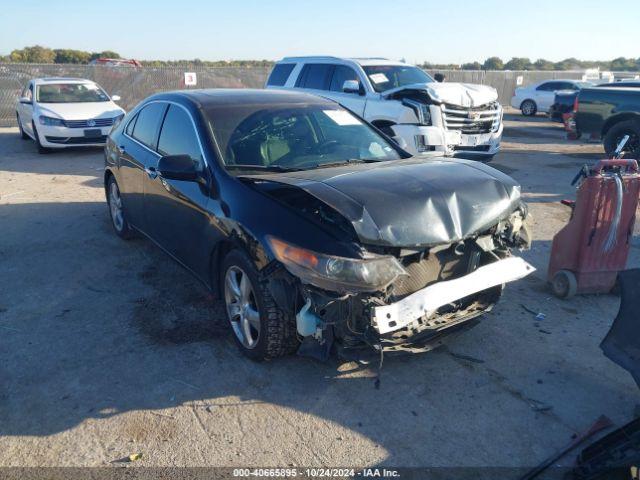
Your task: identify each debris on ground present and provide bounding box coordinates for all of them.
[449,351,485,364]
[521,304,546,320]
[520,415,613,480]
[128,453,143,462]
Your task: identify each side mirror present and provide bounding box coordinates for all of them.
[342,80,360,95]
[157,155,200,181]
[19,97,32,105]
[111,95,121,102]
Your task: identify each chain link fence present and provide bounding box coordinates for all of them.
[0,63,596,127]
[0,64,271,127]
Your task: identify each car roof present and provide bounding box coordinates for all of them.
[32,77,96,85]
[152,88,337,108]
[279,56,407,67]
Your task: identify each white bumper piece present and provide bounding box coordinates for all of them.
[372,257,535,334]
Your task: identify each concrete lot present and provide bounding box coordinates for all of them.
[0,112,638,471]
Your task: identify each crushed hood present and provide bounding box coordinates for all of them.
[384,82,498,107]
[243,157,522,247]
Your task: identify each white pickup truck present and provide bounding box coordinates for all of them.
[266,57,503,161]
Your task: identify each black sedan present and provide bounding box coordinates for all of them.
[104,89,533,361]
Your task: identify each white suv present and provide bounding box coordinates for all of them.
[15,77,125,153]
[266,57,503,161]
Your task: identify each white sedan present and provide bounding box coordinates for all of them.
[510,79,593,116]
[15,78,125,153]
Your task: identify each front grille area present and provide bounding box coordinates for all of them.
[45,135,108,144]
[442,102,501,134]
[452,145,491,152]
[63,118,114,128]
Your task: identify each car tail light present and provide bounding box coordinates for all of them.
[573,95,579,113]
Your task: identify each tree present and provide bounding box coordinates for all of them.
[533,59,555,71]
[610,57,637,71]
[482,57,504,70]
[89,50,121,61]
[504,57,532,70]
[9,45,55,63]
[461,61,482,70]
[554,58,582,70]
[54,49,91,64]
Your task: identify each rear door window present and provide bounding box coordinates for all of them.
[537,82,560,91]
[157,105,203,167]
[329,65,359,92]
[125,113,138,136]
[267,64,295,87]
[296,64,334,90]
[131,102,167,149]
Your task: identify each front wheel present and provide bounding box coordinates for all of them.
[520,100,537,116]
[17,113,28,139]
[603,119,640,158]
[221,249,298,360]
[31,122,49,154]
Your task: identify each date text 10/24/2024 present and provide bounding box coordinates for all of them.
[232,468,400,478]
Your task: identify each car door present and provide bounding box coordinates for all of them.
[326,65,367,116]
[119,102,167,229]
[143,103,212,277]
[535,82,559,111]
[296,64,366,116]
[18,83,35,135]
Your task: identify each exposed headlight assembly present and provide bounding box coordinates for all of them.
[113,113,125,125]
[39,115,64,127]
[402,99,431,126]
[267,237,407,293]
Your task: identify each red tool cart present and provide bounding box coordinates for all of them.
[548,155,640,298]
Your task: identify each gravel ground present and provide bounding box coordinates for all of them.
[0,112,638,473]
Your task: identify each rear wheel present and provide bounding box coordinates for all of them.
[221,249,298,360]
[31,122,49,154]
[16,113,28,139]
[106,176,135,239]
[603,119,640,158]
[521,100,537,116]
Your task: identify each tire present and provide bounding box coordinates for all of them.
[16,113,28,139]
[603,119,640,158]
[551,270,578,299]
[106,176,135,240]
[32,122,49,154]
[221,249,299,360]
[520,100,537,116]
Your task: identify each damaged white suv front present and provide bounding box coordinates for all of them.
[266,57,503,161]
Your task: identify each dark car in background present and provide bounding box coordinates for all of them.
[104,89,532,361]
[575,86,640,156]
[549,82,640,123]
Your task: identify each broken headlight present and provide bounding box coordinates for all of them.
[267,237,407,293]
[402,99,431,126]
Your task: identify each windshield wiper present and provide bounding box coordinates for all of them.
[225,164,303,172]
[312,158,383,169]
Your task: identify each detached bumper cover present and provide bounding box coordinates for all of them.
[372,257,535,334]
[601,269,640,389]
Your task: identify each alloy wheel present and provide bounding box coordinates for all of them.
[109,181,124,232]
[224,266,261,349]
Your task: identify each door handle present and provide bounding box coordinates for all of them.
[144,166,158,179]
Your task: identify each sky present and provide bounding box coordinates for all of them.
[1,0,638,64]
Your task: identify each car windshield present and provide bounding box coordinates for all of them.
[205,104,403,172]
[363,65,434,93]
[36,83,110,103]
[575,81,594,89]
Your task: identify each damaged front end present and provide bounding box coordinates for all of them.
[262,206,533,360]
